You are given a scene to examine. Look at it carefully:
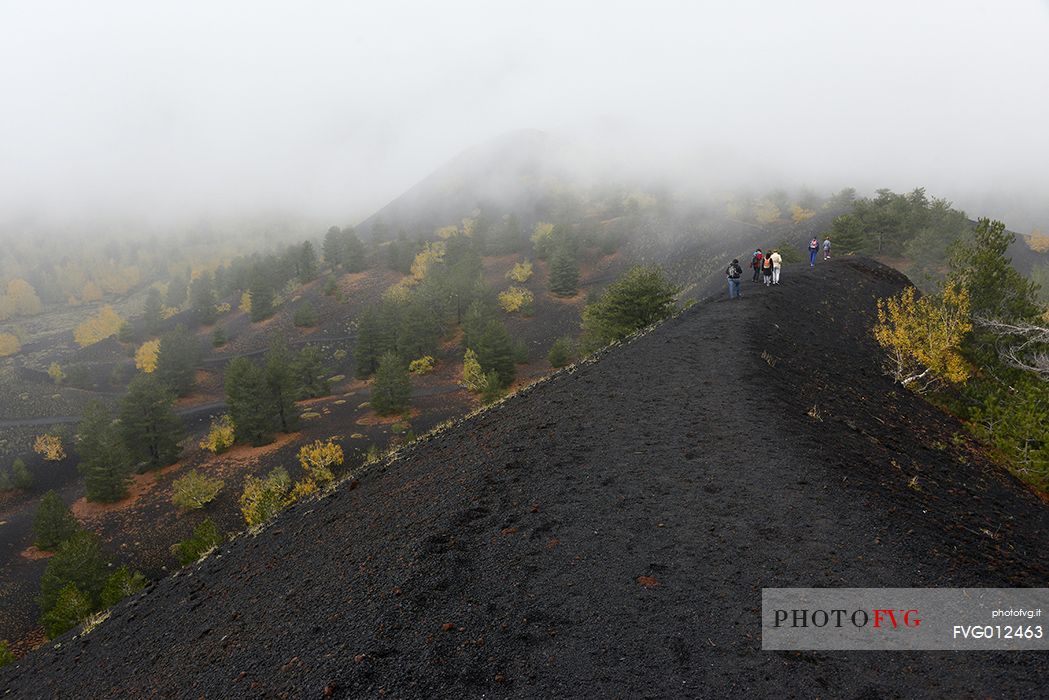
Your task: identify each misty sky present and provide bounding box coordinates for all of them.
[1,1,1047,230]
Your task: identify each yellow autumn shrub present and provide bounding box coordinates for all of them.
[873,282,972,392]
[135,339,160,373]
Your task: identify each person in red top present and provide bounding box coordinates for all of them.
[750,248,764,282]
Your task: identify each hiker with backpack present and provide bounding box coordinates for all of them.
[823,236,832,260]
[726,259,743,299]
[809,237,819,267]
[770,249,782,284]
[750,248,764,282]
[762,252,774,286]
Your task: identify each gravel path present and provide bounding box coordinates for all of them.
[4,257,1048,698]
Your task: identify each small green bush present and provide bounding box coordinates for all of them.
[41,584,93,638]
[171,470,224,511]
[33,491,79,550]
[172,518,223,566]
[100,566,147,608]
[293,304,318,327]
[547,337,575,368]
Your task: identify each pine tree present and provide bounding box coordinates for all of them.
[189,272,217,326]
[76,402,132,502]
[154,325,201,397]
[297,241,319,283]
[165,272,189,308]
[38,531,109,615]
[355,308,384,378]
[265,340,299,434]
[225,357,273,446]
[247,265,275,321]
[323,226,343,268]
[41,583,93,638]
[548,246,580,297]
[371,352,410,416]
[11,458,32,490]
[293,345,330,399]
[397,298,441,360]
[119,374,183,471]
[33,491,80,550]
[580,266,680,349]
[473,319,515,387]
[343,230,368,273]
[142,287,164,335]
[949,218,1041,322]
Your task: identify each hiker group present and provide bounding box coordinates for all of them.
[726,236,831,299]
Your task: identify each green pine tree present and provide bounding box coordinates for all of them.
[548,246,580,297]
[38,531,109,615]
[581,265,680,350]
[371,352,411,416]
[355,308,385,378]
[142,287,164,336]
[343,230,368,273]
[323,226,343,267]
[225,357,274,446]
[119,374,183,471]
[265,340,299,434]
[11,458,33,490]
[189,272,217,326]
[473,319,516,387]
[292,345,330,399]
[76,402,133,503]
[33,491,80,551]
[153,325,201,397]
[41,583,93,638]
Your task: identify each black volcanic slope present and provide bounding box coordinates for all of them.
[5,258,1049,698]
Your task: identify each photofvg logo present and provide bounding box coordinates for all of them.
[762,588,1049,650]
[773,607,922,630]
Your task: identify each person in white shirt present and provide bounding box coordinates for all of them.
[770,249,783,285]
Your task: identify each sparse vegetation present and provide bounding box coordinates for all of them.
[73,306,123,347]
[34,433,66,461]
[409,355,436,374]
[199,415,236,454]
[507,260,533,283]
[297,438,343,484]
[100,566,147,608]
[498,286,534,314]
[172,518,223,566]
[239,467,291,526]
[171,470,224,511]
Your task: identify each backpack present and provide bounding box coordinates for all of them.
[751,252,763,268]
[727,263,741,279]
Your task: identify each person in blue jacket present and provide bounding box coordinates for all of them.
[808,237,819,267]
